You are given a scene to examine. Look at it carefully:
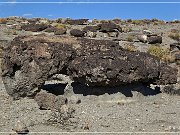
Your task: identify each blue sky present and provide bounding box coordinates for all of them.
[0,0,180,20]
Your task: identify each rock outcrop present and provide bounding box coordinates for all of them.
[1,35,177,99]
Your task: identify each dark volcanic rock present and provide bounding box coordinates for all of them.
[64,19,88,25]
[83,25,100,32]
[1,35,177,99]
[154,64,178,85]
[34,90,67,110]
[98,22,122,32]
[67,38,161,86]
[21,23,48,32]
[1,36,76,99]
[147,36,162,44]
[70,29,85,37]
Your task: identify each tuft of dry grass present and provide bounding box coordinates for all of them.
[147,45,175,63]
[168,32,179,41]
[0,18,7,24]
[124,44,137,52]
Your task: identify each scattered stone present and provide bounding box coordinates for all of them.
[70,29,84,37]
[147,36,162,44]
[12,120,29,134]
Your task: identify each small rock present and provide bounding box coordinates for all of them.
[12,120,29,134]
[70,29,84,37]
[147,36,162,44]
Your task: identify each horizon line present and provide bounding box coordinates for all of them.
[1,2,180,4]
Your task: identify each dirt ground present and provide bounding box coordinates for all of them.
[0,79,180,134]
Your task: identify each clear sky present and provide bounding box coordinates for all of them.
[0,0,180,21]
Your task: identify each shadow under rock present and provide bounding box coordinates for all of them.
[40,83,66,96]
[40,81,161,97]
[71,82,161,97]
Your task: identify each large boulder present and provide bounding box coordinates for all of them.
[21,23,48,32]
[147,36,162,44]
[67,38,177,86]
[70,29,84,37]
[1,35,177,99]
[1,36,76,99]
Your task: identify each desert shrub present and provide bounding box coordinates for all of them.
[124,44,137,52]
[0,18,7,24]
[168,31,179,41]
[147,45,175,63]
[55,23,66,30]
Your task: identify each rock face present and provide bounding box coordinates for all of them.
[1,36,76,99]
[1,35,177,99]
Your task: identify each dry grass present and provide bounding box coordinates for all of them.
[147,45,175,63]
[168,32,180,41]
[124,44,137,52]
[0,18,7,24]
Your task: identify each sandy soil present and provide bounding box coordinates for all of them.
[0,79,180,134]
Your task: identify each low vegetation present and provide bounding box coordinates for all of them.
[0,18,7,24]
[168,30,180,41]
[147,45,175,63]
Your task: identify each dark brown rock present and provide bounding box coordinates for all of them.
[70,29,84,37]
[21,23,48,32]
[1,35,76,99]
[147,36,162,44]
[98,22,122,32]
[64,19,88,25]
[154,64,178,85]
[67,38,162,86]
[34,90,67,110]
[83,25,100,32]
[1,35,177,99]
